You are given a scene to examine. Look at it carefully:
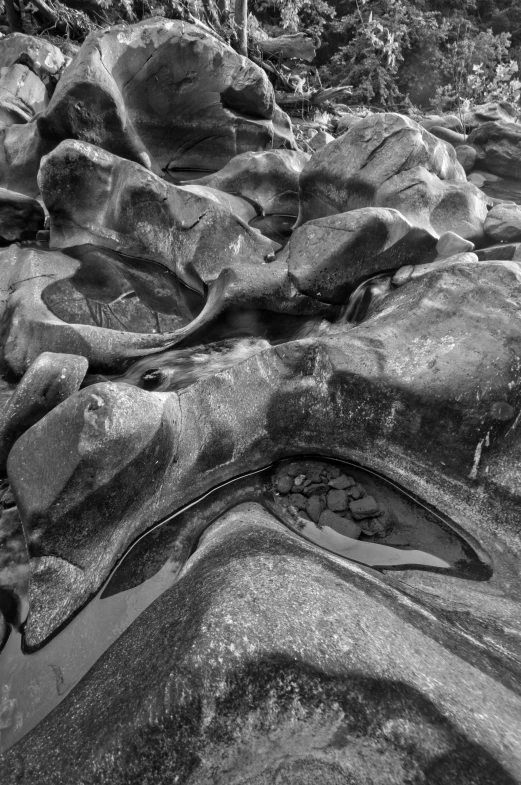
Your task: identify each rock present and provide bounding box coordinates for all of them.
[318,507,361,537]
[0,186,44,242]
[39,139,276,293]
[326,488,348,512]
[0,352,88,476]
[0,120,53,197]
[0,608,7,652]
[187,149,309,219]
[336,113,363,133]
[392,265,414,287]
[484,203,521,242]
[0,33,65,80]
[298,113,491,244]
[306,495,324,523]
[428,126,467,146]
[475,243,521,262]
[456,144,477,174]
[37,18,295,178]
[463,101,518,130]
[278,207,437,304]
[419,114,463,133]
[328,473,354,489]
[288,493,307,510]
[275,474,293,494]
[0,64,48,126]
[7,259,521,644]
[308,129,334,151]
[1,504,519,783]
[303,482,329,496]
[436,231,475,259]
[468,122,521,180]
[349,496,380,520]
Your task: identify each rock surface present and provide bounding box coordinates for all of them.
[0,504,519,783]
[469,121,521,180]
[37,18,295,178]
[0,186,44,242]
[298,113,490,243]
[0,64,48,126]
[8,258,521,646]
[0,33,65,80]
[484,203,521,242]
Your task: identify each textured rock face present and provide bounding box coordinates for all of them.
[1,504,520,784]
[39,139,276,292]
[8,259,521,646]
[278,207,437,303]
[469,121,521,180]
[485,203,521,242]
[0,64,48,126]
[36,18,295,177]
[0,33,65,80]
[298,113,490,243]
[0,186,44,242]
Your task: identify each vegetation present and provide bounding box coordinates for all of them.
[0,0,519,114]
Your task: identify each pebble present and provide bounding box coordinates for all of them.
[327,489,348,512]
[349,496,380,520]
[304,482,329,496]
[275,474,293,494]
[319,509,362,538]
[306,495,324,523]
[289,493,307,510]
[328,473,354,490]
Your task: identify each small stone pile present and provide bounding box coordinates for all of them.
[272,460,390,540]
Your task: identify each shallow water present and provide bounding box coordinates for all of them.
[0,457,489,752]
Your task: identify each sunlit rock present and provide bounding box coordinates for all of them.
[468,121,521,181]
[484,203,521,242]
[0,64,48,126]
[298,113,491,244]
[0,33,65,80]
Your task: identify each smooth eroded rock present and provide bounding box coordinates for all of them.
[484,203,521,243]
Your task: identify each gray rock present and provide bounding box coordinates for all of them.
[8,259,521,646]
[0,33,65,79]
[463,101,518,130]
[306,495,324,523]
[468,122,521,180]
[0,608,7,653]
[475,243,521,261]
[326,488,348,511]
[0,64,48,126]
[419,114,463,133]
[429,126,467,146]
[298,113,491,244]
[328,473,354,489]
[0,504,519,783]
[319,507,361,537]
[0,186,44,242]
[436,231,475,259]
[349,496,380,520]
[0,352,88,476]
[456,144,477,174]
[484,203,521,242]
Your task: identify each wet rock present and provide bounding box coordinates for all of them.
[456,144,477,174]
[0,120,53,197]
[275,473,293,494]
[288,493,307,510]
[306,495,324,523]
[0,33,65,80]
[36,18,295,177]
[319,508,361,538]
[188,149,308,219]
[326,488,348,512]
[475,243,521,262]
[0,64,48,126]
[328,473,354,489]
[0,352,88,476]
[303,482,329,496]
[308,129,334,151]
[1,504,519,784]
[350,496,380,520]
[0,186,44,242]
[278,207,437,304]
[299,113,490,244]
[484,203,521,242]
[8,259,521,643]
[468,122,521,180]
[436,231,475,259]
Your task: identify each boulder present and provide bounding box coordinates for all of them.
[336,113,364,134]
[39,139,276,296]
[36,18,295,178]
[428,126,466,146]
[484,203,521,242]
[186,149,309,218]
[0,608,6,652]
[0,64,48,126]
[468,121,521,180]
[462,101,519,130]
[298,113,490,244]
[475,243,521,262]
[0,33,65,80]
[455,144,477,174]
[278,207,437,303]
[308,129,335,151]
[419,114,463,133]
[0,186,44,242]
[0,503,519,782]
[436,231,475,259]
[8,258,521,646]
[0,120,53,197]
[0,352,88,476]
